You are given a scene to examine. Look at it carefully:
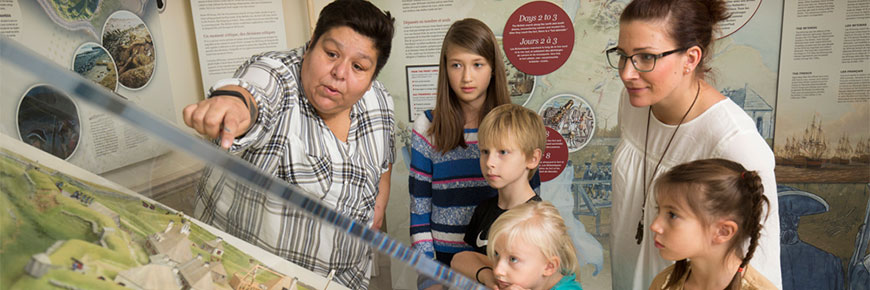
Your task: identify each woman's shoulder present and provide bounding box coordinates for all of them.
[691,99,767,145]
[699,100,774,164]
[698,98,757,131]
[252,46,306,67]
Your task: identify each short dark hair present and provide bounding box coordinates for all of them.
[309,0,395,76]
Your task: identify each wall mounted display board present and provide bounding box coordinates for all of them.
[0,0,177,174]
[369,0,870,289]
[189,0,289,96]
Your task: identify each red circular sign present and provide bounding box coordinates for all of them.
[503,1,574,75]
[539,126,569,182]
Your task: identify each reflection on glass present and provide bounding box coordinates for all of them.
[0,36,484,290]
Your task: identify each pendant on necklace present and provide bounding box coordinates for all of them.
[635,219,644,244]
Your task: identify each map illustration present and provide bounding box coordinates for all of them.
[36,0,147,40]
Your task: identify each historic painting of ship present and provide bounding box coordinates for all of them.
[832,133,854,165]
[777,114,827,168]
[774,113,869,183]
[853,138,870,164]
[777,114,870,169]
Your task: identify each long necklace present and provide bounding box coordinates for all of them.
[635,81,701,244]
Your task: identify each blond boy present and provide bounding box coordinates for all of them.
[451,103,548,287]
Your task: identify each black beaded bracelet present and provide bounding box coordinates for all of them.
[210,89,257,121]
[210,89,247,107]
[475,266,492,284]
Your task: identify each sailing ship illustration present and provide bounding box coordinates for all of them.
[777,115,827,168]
[833,133,853,165]
[777,113,870,167]
[854,138,870,164]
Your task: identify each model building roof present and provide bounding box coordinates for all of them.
[147,222,193,263]
[115,263,183,290]
[178,256,214,290]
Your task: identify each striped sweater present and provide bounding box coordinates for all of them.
[409,110,539,265]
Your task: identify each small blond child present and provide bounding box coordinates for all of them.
[486,201,583,290]
[451,103,554,287]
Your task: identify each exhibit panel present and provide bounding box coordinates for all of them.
[0,37,481,290]
[0,0,177,175]
[3,1,868,289]
[369,0,870,288]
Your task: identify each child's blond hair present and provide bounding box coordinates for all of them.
[486,201,578,275]
[478,104,547,179]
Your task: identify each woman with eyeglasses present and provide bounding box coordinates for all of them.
[606,0,781,289]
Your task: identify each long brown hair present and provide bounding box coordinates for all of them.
[619,0,730,80]
[429,18,510,154]
[654,158,769,290]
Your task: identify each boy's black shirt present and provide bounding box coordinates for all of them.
[463,194,542,254]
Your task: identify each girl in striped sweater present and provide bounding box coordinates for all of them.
[408,18,538,290]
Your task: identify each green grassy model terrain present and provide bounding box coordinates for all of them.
[0,149,306,289]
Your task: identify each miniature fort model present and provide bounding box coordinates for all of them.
[0,134,344,290]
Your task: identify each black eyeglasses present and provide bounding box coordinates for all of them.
[605,47,688,72]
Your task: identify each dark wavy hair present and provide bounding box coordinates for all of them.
[654,158,769,290]
[620,0,730,79]
[309,0,395,77]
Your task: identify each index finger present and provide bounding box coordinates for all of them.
[220,114,241,149]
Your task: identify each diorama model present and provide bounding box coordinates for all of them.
[0,135,338,290]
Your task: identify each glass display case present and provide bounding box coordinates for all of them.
[0,36,483,290]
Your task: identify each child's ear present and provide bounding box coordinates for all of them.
[526,148,543,169]
[543,255,561,276]
[712,219,738,245]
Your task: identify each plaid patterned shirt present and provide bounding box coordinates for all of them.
[194,46,395,290]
